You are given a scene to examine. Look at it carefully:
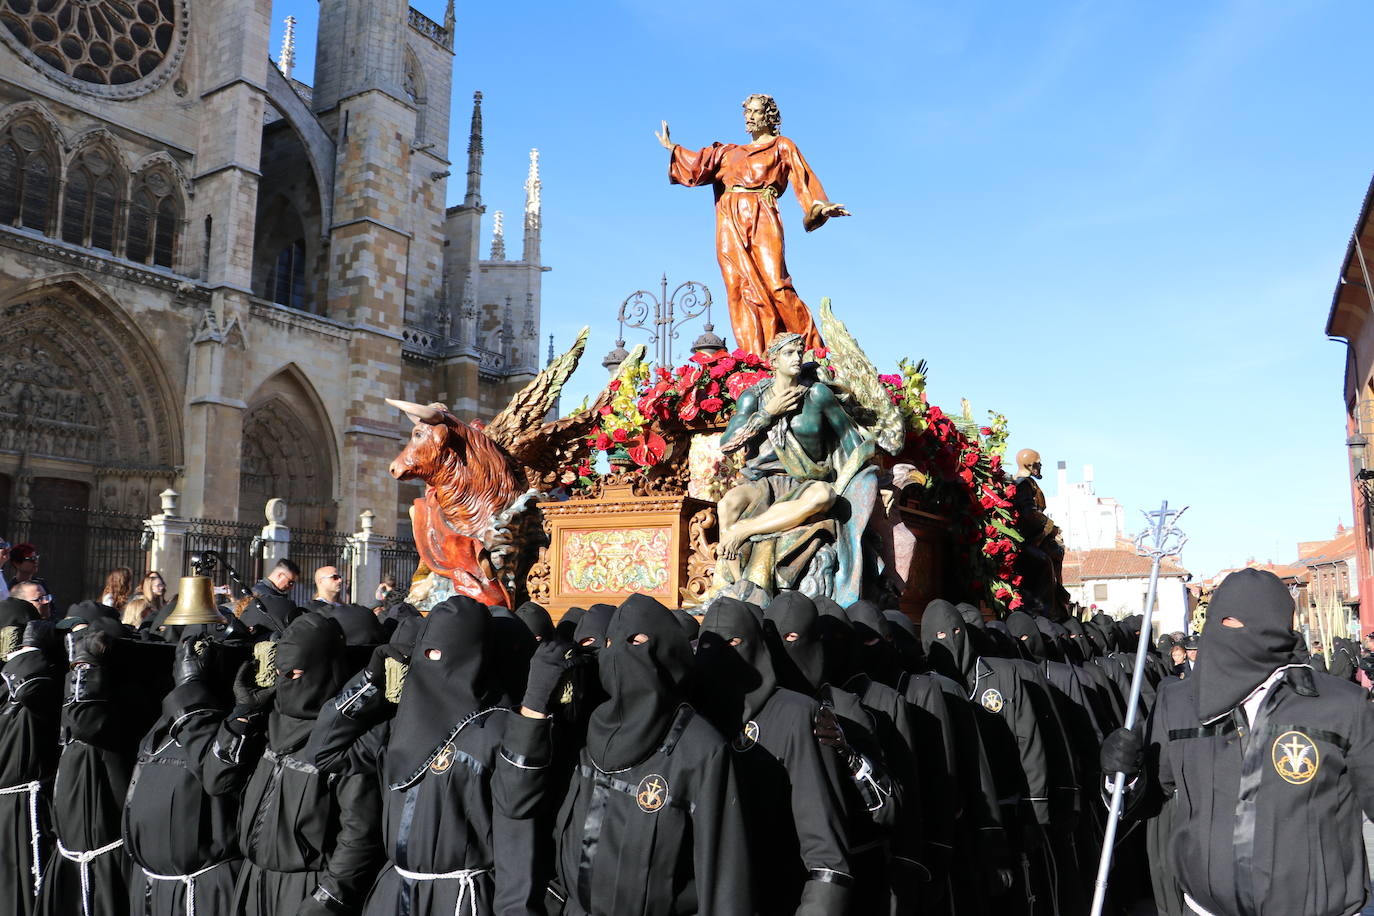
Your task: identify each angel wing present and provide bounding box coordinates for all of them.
[484,327,590,451]
[818,298,906,455]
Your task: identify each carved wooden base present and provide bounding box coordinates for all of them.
[526,482,714,621]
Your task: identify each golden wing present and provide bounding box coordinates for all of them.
[818,298,905,454]
[484,327,590,451]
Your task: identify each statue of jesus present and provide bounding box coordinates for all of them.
[656,94,849,359]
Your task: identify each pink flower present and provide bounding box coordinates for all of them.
[598,404,613,416]
[814,346,829,359]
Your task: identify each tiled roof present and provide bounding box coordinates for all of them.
[1062,548,1190,586]
[1297,529,1357,567]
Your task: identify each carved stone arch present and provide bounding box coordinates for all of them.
[0,100,67,150]
[0,273,184,474]
[65,127,130,186]
[264,64,334,233]
[239,365,338,529]
[62,129,130,253]
[403,46,428,142]
[130,151,192,200]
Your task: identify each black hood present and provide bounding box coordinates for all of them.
[673,608,701,641]
[271,612,347,750]
[694,597,777,730]
[516,602,555,643]
[1090,613,1122,653]
[884,609,926,673]
[489,607,537,706]
[1006,611,1048,662]
[241,593,301,635]
[555,606,585,641]
[588,594,692,771]
[814,596,861,686]
[1034,617,1069,664]
[1194,569,1301,723]
[388,596,490,784]
[325,603,386,646]
[847,600,903,687]
[0,597,35,628]
[985,619,1024,660]
[763,591,825,694]
[1062,617,1096,659]
[922,599,976,687]
[573,603,616,651]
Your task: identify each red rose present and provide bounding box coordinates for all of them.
[700,397,724,413]
[732,348,750,360]
[959,468,974,486]
[594,433,611,450]
[928,406,944,422]
[612,428,628,443]
[706,380,720,397]
[994,587,1010,601]
[1008,595,1023,610]
[814,346,829,359]
[598,404,613,416]
[728,371,764,399]
[979,426,992,436]
[609,379,622,392]
[962,451,978,468]
[578,464,592,477]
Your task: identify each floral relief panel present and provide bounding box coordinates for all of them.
[561,527,672,596]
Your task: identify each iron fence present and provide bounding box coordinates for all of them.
[377,536,420,604]
[0,506,150,611]
[183,518,262,599]
[290,529,355,606]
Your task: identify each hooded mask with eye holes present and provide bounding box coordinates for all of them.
[1005,611,1049,662]
[572,604,616,652]
[694,597,778,730]
[762,591,825,694]
[270,612,347,750]
[846,600,903,687]
[921,600,976,688]
[1193,568,1302,724]
[587,594,693,772]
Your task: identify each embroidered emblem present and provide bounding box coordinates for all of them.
[636,773,668,813]
[1272,730,1318,785]
[430,743,456,775]
[732,720,760,752]
[980,688,1004,713]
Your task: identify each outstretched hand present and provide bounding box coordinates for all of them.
[819,202,851,219]
[654,120,674,150]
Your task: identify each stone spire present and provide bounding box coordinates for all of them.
[278,15,296,81]
[490,210,505,260]
[443,0,455,49]
[464,91,483,208]
[522,148,541,263]
[547,334,555,366]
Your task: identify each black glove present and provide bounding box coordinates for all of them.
[1100,725,1144,779]
[70,631,112,669]
[175,635,208,686]
[367,644,407,685]
[522,639,576,715]
[232,660,276,713]
[814,705,852,758]
[21,620,55,652]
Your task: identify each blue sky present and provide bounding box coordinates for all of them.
[275,0,1367,577]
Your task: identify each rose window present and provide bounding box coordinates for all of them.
[0,0,187,96]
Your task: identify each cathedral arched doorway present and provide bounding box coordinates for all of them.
[239,366,337,530]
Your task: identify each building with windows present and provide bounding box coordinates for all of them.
[1063,547,1192,635]
[1044,461,1125,551]
[0,0,544,538]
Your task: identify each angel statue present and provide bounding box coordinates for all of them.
[386,328,633,608]
[714,300,904,606]
[657,93,849,359]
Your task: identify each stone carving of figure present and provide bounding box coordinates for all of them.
[657,94,849,358]
[1011,448,1067,617]
[713,332,877,605]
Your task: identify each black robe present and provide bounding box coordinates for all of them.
[0,645,60,916]
[122,681,240,916]
[40,647,144,916]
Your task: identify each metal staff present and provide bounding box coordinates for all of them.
[1089,501,1188,916]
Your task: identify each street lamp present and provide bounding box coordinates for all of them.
[602,275,718,373]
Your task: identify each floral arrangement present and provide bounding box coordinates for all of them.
[567,346,1025,614]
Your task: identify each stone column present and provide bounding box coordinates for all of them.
[146,488,190,584]
[260,498,291,569]
[349,509,381,606]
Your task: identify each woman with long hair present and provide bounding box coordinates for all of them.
[122,595,153,629]
[99,566,134,610]
[140,570,168,613]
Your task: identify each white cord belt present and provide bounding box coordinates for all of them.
[0,780,41,899]
[393,864,493,916]
[57,837,124,916]
[142,860,227,916]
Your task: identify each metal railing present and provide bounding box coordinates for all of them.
[0,506,150,611]
[183,518,262,598]
[377,536,420,604]
[290,529,355,606]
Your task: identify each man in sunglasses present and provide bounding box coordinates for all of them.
[308,566,346,610]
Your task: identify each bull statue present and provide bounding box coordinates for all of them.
[386,328,630,606]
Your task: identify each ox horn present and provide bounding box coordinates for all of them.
[385,398,445,425]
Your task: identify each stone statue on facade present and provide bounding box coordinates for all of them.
[713,300,903,606]
[656,94,849,358]
[1011,448,1068,617]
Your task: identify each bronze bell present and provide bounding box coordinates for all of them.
[163,575,224,626]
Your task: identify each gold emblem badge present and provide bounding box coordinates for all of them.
[1272,731,1319,785]
[980,688,1004,713]
[430,743,456,775]
[636,774,668,813]
[732,720,760,752]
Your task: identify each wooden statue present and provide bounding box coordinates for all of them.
[656,94,849,358]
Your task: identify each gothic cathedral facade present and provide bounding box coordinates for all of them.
[0,0,546,537]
